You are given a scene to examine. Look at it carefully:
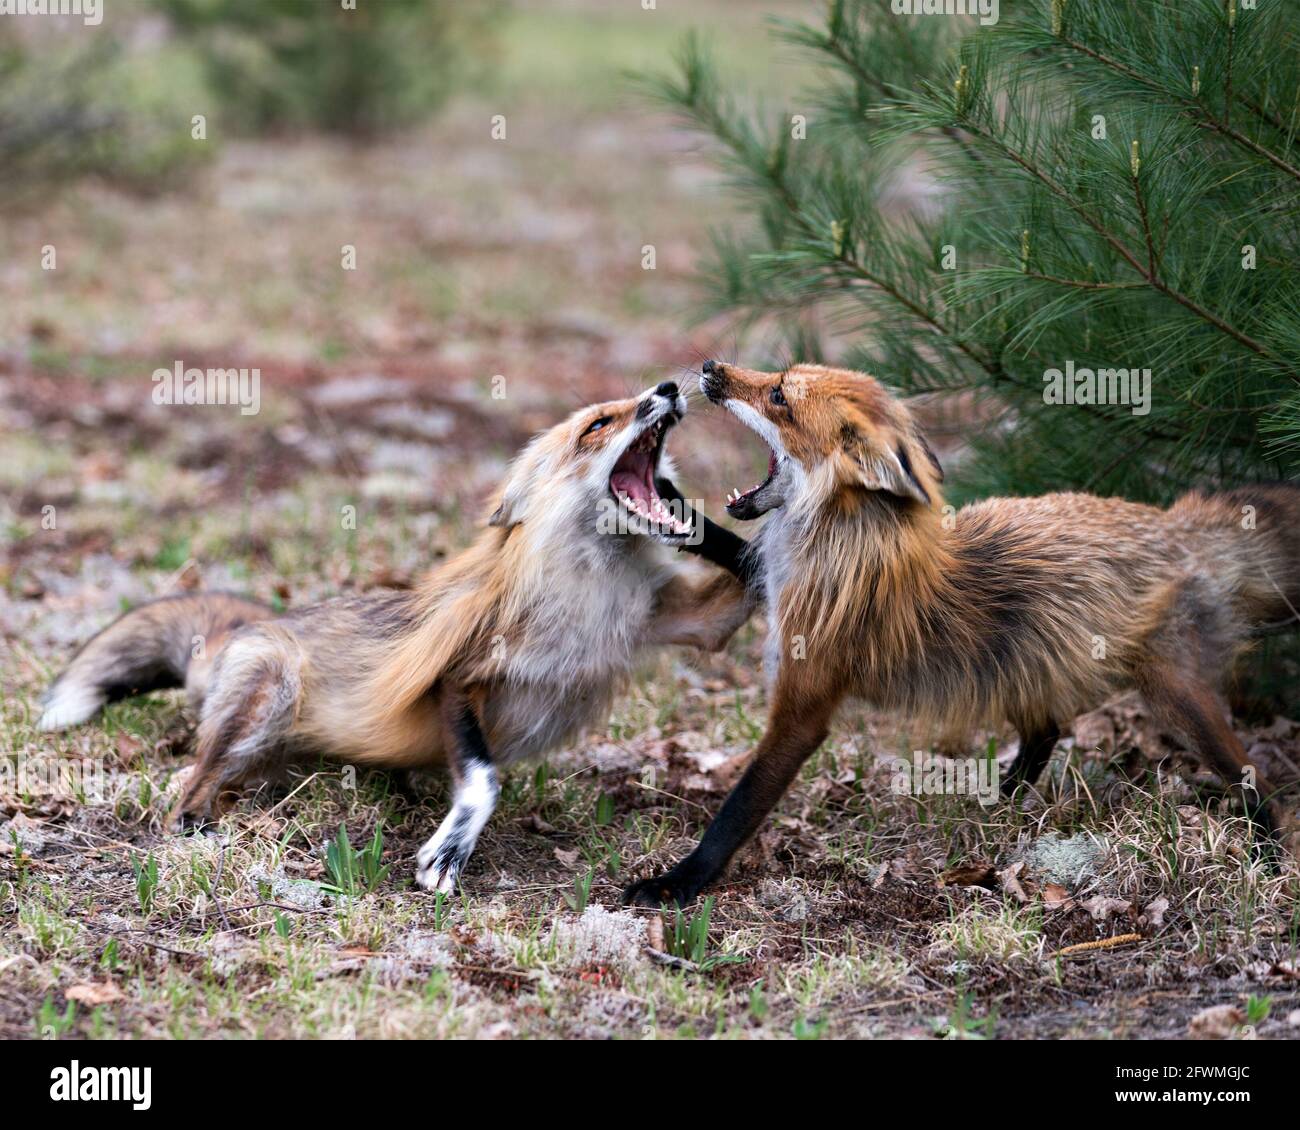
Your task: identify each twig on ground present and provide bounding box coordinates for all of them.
[1048,932,1143,959]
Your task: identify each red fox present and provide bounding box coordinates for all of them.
[40,382,756,892]
[624,361,1300,907]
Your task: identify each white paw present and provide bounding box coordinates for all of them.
[415,855,458,894]
[415,833,459,894]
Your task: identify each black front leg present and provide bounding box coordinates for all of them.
[624,688,837,907]
[1001,721,1060,796]
[623,767,769,907]
[655,475,761,589]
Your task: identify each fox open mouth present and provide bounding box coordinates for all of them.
[610,417,691,536]
[725,447,778,517]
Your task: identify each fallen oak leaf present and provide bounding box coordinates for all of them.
[873,856,921,888]
[996,860,1031,904]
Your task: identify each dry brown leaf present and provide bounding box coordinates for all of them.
[65,982,124,1006]
[646,915,665,953]
[525,813,557,836]
[997,860,1030,904]
[1140,896,1170,932]
[1081,895,1132,922]
[115,732,144,763]
[1188,1004,1245,1040]
[939,863,995,889]
[874,856,920,888]
[553,847,580,868]
[711,749,752,790]
[1042,883,1074,910]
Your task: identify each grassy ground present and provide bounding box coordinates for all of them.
[2,0,1299,1040]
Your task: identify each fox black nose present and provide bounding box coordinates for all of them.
[701,360,719,375]
[655,381,678,398]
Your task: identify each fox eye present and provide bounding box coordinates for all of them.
[583,416,612,436]
[770,386,788,408]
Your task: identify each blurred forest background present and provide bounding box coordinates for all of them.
[1,0,814,610]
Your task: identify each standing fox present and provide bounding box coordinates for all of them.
[625,361,1299,907]
[39,381,756,892]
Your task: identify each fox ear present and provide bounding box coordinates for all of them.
[490,437,545,528]
[488,490,524,528]
[844,427,933,506]
[489,477,528,528]
[915,430,944,482]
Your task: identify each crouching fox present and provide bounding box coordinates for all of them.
[40,381,757,892]
[625,361,1300,907]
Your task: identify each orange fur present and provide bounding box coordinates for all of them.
[624,362,1299,906]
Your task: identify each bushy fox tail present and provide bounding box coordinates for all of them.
[38,593,273,731]
[1209,482,1300,633]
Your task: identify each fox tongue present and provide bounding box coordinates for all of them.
[611,469,654,509]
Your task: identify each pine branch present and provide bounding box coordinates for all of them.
[952,114,1296,378]
[1052,34,1300,185]
[647,37,1000,382]
[811,24,984,168]
[1130,158,1161,278]
[1026,273,1145,291]
[644,0,1300,496]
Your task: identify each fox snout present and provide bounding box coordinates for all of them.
[700,360,770,408]
[700,360,726,403]
[638,380,683,422]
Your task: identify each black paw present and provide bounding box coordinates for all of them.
[622,867,705,909]
[168,805,212,835]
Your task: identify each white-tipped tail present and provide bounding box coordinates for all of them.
[37,682,107,731]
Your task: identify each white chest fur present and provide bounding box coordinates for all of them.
[486,542,672,762]
[759,509,795,685]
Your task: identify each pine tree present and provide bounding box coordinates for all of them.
[648,0,1300,504]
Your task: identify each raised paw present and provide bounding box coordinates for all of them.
[651,526,696,549]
